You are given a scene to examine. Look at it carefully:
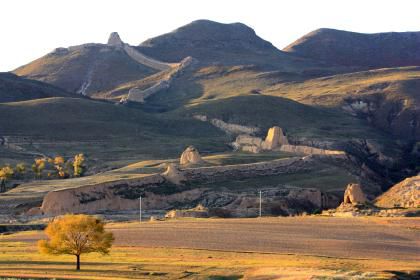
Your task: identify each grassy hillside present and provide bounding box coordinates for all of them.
[0,97,229,168]
[0,72,72,102]
[136,20,336,74]
[264,67,420,140]
[284,28,420,69]
[14,44,157,96]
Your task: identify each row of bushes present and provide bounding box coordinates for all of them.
[0,154,87,192]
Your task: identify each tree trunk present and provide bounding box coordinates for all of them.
[0,179,5,193]
[76,254,80,270]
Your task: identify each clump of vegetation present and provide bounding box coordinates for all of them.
[0,165,14,193]
[73,153,86,177]
[38,214,114,271]
[0,153,88,192]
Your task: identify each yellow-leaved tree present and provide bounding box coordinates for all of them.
[73,154,86,177]
[0,166,14,193]
[38,214,114,270]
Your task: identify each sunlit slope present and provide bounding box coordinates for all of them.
[264,67,420,140]
[14,44,157,96]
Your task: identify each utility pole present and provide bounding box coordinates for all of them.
[259,190,262,218]
[139,196,142,223]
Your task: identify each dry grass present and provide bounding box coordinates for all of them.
[0,217,418,279]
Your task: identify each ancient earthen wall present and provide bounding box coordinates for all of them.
[123,45,172,71]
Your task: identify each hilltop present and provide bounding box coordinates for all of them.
[13,39,158,96]
[284,28,420,69]
[136,19,322,70]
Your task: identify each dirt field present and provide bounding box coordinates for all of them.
[0,216,419,279]
[108,217,420,260]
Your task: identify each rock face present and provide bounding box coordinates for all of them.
[180,146,202,165]
[107,32,124,47]
[343,183,367,205]
[375,175,420,208]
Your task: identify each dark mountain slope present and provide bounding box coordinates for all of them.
[284,28,420,69]
[0,72,71,103]
[136,20,328,72]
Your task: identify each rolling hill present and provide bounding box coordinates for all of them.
[0,97,229,168]
[264,67,420,141]
[136,20,336,73]
[0,72,72,102]
[284,28,420,69]
[13,41,158,96]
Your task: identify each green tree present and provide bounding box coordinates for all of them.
[14,163,26,179]
[38,214,114,270]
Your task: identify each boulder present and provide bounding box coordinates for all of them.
[343,183,367,205]
[26,207,43,216]
[180,146,202,165]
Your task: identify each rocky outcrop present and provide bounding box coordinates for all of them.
[343,183,367,205]
[38,155,342,216]
[40,174,165,215]
[375,175,420,208]
[180,146,202,165]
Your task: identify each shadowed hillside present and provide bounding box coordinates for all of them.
[0,97,229,167]
[0,72,72,102]
[284,28,420,69]
[136,20,333,73]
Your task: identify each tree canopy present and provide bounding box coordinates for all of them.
[38,214,114,270]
